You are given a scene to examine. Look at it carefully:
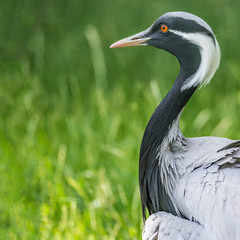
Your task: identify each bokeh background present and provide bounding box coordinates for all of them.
[0,0,240,239]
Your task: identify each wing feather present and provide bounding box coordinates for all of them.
[175,156,240,240]
[142,212,209,240]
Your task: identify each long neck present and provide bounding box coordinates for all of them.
[139,52,200,220]
[139,32,220,221]
[141,42,201,155]
[140,68,197,157]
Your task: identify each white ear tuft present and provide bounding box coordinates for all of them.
[169,30,221,91]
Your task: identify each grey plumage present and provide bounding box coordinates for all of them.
[111,11,240,240]
[142,212,208,240]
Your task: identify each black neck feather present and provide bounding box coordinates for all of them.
[139,47,201,220]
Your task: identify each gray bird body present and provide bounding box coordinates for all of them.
[111,11,240,240]
[143,126,240,240]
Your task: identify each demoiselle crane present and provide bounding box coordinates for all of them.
[111,12,240,239]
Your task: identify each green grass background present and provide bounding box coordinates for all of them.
[0,0,240,239]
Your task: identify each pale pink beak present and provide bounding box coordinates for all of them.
[110,31,151,48]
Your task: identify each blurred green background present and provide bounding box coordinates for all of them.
[0,0,240,239]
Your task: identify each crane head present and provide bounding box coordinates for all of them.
[110,11,220,90]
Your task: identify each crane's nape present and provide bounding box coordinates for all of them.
[111,11,240,240]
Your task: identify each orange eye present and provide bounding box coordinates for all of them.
[160,24,169,33]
